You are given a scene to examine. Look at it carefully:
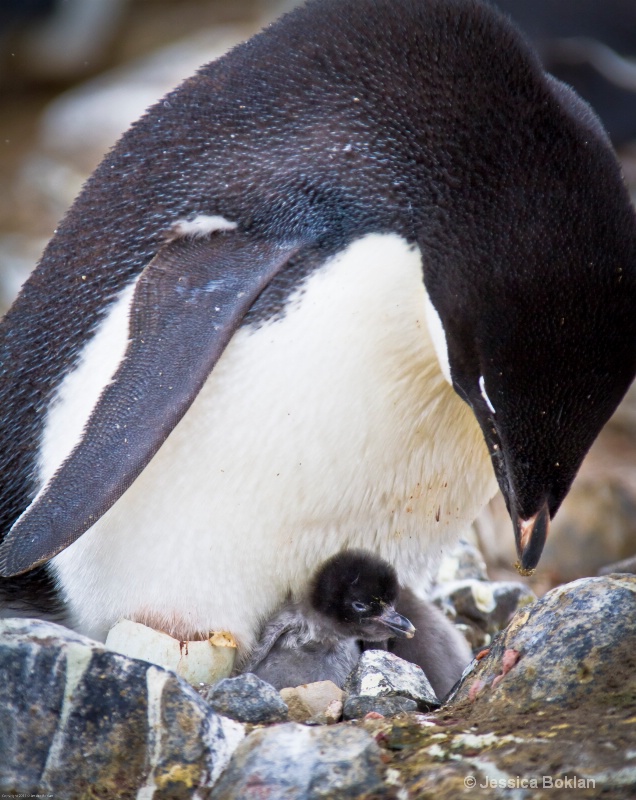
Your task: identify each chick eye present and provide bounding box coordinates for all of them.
[352,601,367,613]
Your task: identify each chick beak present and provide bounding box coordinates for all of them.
[514,501,550,575]
[373,605,416,639]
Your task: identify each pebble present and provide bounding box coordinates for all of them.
[344,649,439,710]
[343,694,418,720]
[280,680,345,724]
[201,673,288,724]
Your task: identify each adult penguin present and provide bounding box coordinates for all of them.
[0,0,635,657]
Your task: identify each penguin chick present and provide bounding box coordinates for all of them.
[241,550,415,690]
[390,587,472,700]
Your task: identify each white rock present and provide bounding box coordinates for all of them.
[344,649,439,709]
[105,618,236,685]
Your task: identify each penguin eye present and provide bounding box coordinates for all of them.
[352,601,367,613]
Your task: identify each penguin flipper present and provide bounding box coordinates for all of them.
[241,607,303,672]
[0,232,304,577]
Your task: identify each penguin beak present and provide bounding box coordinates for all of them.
[373,605,416,639]
[514,501,550,575]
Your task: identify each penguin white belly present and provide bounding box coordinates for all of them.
[47,233,497,650]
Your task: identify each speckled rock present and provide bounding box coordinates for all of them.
[280,680,345,724]
[450,574,636,714]
[201,673,288,724]
[343,694,418,720]
[433,578,536,649]
[210,722,391,799]
[0,618,244,798]
[369,576,636,797]
[344,650,439,710]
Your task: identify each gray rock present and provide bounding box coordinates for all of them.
[435,538,490,582]
[344,649,439,710]
[450,574,636,714]
[343,694,418,720]
[386,576,636,798]
[201,673,288,724]
[0,618,244,798]
[210,722,391,799]
[432,578,536,649]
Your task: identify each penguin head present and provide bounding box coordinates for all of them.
[425,76,636,573]
[308,550,415,641]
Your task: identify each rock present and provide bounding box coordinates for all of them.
[343,695,418,720]
[105,618,237,686]
[280,680,345,724]
[344,650,439,711]
[0,618,244,798]
[435,538,490,582]
[449,574,636,714]
[432,578,536,649]
[210,722,391,799]
[378,576,636,797]
[201,673,288,724]
[323,698,344,724]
